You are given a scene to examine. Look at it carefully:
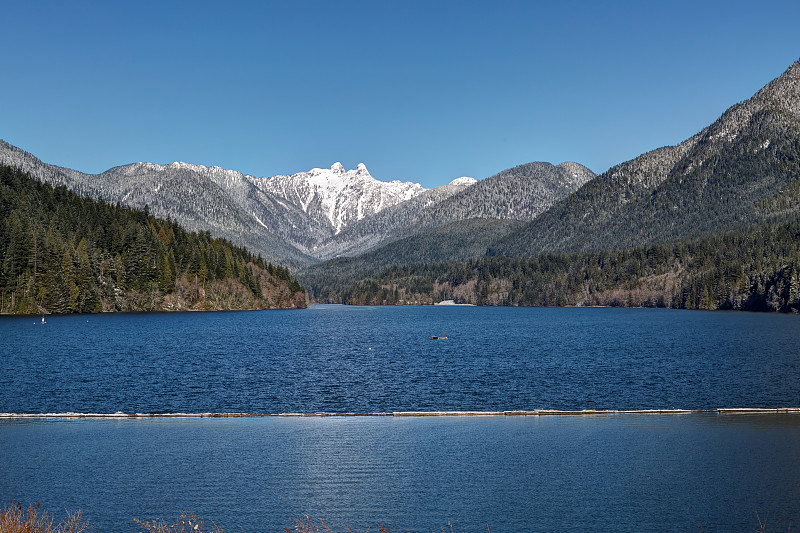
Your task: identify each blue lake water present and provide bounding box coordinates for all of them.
[1,305,799,413]
[1,306,800,531]
[2,414,800,532]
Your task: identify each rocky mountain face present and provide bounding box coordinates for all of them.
[300,57,800,301]
[492,58,800,257]
[258,162,425,235]
[1,136,595,267]
[97,160,430,256]
[11,58,794,277]
[300,161,594,289]
[0,144,315,267]
[312,161,594,260]
[394,161,595,235]
[0,141,89,193]
[311,176,479,259]
[0,143,469,263]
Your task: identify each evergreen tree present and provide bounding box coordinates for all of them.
[0,164,306,314]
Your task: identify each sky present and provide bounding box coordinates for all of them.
[2,0,800,189]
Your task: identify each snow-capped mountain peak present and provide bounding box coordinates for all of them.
[109,158,428,237]
[305,162,374,189]
[257,163,426,234]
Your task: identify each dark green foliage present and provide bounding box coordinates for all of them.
[0,165,306,314]
[314,60,800,310]
[325,218,800,313]
[300,218,523,301]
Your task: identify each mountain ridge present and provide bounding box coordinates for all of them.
[310,160,594,260]
[5,57,797,286]
[0,140,591,266]
[490,57,800,257]
[0,143,450,265]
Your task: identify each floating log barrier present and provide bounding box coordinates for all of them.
[393,411,505,417]
[1,408,798,419]
[717,407,800,414]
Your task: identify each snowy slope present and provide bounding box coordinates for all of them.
[255,162,426,234]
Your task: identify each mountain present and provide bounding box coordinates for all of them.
[311,176,479,259]
[0,136,596,270]
[0,138,599,267]
[0,142,315,267]
[300,58,800,306]
[258,162,425,236]
[12,57,795,287]
[328,219,800,312]
[311,161,594,260]
[392,161,595,235]
[301,160,595,295]
[491,58,800,257]
[0,143,477,264]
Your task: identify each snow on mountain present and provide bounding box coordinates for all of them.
[255,162,426,234]
[311,174,479,259]
[448,176,478,187]
[0,141,476,264]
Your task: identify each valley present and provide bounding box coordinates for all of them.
[2,58,799,313]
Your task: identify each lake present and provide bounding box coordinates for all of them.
[2,305,799,413]
[1,305,799,531]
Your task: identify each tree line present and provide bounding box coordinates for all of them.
[317,218,800,313]
[0,165,306,314]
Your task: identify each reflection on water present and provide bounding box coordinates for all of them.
[2,306,799,530]
[1,414,799,532]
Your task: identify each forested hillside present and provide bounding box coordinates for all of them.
[0,165,306,314]
[491,59,800,257]
[4,61,798,314]
[0,140,316,267]
[326,218,800,313]
[301,218,524,300]
[399,161,593,234]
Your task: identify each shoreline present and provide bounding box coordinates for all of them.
[2,407,799,419]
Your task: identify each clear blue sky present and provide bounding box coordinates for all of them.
[2,0,799,188]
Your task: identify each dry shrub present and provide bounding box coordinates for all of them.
[284,516,332,533]
[134,511,223,533]
[0,502,91,533]
[752,509,794,532]
[284,516,392,533]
